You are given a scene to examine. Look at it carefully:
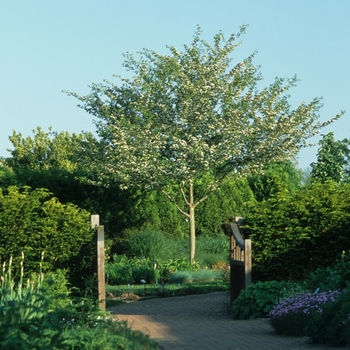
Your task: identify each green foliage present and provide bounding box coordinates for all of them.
[6,126,92,172]
[311,132,349,183]
[0,162,16,188]
[196,235,229,255]
[248,161,302,201]
[268,289,350,346]
[303,250,350,292]
[168,271,193,284]
[3,127,253,244]
[110,235,231,284]
[106,255,133,285]
[106,255,158,285]
[168,269,221,284]
[0,256,159,349]
[195,235,229,267]
[124,229,166,261]
[106,281,228,299]
[194,178,255,236]
[2,127,147,242]
[307,289,350,346]
[268,290,341,337]
[197,253,228,268]
[160,258,200,273]
[132,267,158,285]
[179,283,228,295]
[0,186,94,284]
[0,295,159,350]
[244,181,350,281]
[232,280,303,320]
[69,26,340,264]
[106,254,206,285]
[30,269,71,309]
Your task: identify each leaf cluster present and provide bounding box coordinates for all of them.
[0,186,94,284]
[232,280,302,320]
[0,257,159,349]
[307,289,350,346]
[303,250,350,292]
[244,181,350,281]
[311,131,350,183]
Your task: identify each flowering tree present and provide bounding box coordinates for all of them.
[68,26,341,263]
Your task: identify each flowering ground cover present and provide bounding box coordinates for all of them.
[268,290,341,336]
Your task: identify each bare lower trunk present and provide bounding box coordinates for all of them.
[189,184,196,264]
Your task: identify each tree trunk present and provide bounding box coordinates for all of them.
[189,184,196,264]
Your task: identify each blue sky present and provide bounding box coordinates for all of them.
[1,1,349,169]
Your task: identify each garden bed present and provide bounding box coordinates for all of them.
[106,281,229,307]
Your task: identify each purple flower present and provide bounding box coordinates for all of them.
[268,290,341,321]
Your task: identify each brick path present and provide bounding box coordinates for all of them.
[109,292,338,350]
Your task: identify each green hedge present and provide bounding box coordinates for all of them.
[0,186,94,284]
[244,181,350,281]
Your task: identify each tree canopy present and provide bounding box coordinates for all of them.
[68,26,342,262]
[248,161,303,202]
[311,132,349,183]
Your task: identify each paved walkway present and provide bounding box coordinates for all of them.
[109,292,338,350]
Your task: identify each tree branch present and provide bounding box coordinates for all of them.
[161,189,190,218]
[193,181,221,209]
[179,184,190,206]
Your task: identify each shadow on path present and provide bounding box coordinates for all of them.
[109,292,338,350]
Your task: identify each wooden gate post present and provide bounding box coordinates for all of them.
[245,238,252,288]
[91,215,106,310]
[230,218,252,306]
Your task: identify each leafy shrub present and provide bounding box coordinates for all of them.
[124,230,166,261]
[106,255,158,285]
[268,290,341,336]
[31,268,71,309]
[0,256,159,349]
[307,289,350,346]
[160,257,200,273]
[232,280,303,320]
[0,291,159,349]
[304,250,350,292]
[132,267,158,284]
[212,261,230,283]
[0,186,94,285]
[106,254,133,285]
[244,181,350,281]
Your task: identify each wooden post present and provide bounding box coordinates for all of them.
[245,239,252,288]
[230,234,235,306]
[91,215,106,310]
[229,220,252,306]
